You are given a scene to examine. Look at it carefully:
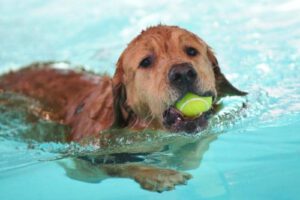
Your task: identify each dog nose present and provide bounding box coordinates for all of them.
[168,63,197,88]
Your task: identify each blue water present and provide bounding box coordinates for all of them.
[1,0,300,199]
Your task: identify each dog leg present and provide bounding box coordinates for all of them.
[101,163,192,192]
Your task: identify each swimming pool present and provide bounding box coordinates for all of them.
[1,0,300,199]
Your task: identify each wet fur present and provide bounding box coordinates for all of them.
[0,25,246,192]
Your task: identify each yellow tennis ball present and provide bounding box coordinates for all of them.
[175,93,212,117]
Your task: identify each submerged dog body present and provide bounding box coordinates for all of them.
[0,64,116,141]
[0,25,245,142]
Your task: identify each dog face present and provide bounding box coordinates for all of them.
[114,25,246,133]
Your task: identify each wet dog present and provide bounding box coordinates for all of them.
[0,25,246,191]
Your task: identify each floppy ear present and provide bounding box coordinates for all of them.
[207,47,247,98]
[112,56,134,127]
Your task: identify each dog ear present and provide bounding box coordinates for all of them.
[207,47,247,98]
[112,56,133,127]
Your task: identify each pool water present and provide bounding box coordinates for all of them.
[1,0,300,199]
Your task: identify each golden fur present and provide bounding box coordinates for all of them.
[0,25,247,192]
[0,25,246,141]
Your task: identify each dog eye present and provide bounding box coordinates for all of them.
[185,47,199,57]
[139,56,153,68]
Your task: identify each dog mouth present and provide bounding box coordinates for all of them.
[162,106,213,134]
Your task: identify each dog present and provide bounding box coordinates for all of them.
[0,25,246,191]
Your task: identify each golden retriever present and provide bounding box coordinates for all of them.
[0,25,246,191]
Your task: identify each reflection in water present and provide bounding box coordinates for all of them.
[59,134,216,192]
[0,91,248,192]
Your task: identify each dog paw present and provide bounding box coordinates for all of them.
[133,167,192,192]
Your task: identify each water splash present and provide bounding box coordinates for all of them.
[0,88,266,172]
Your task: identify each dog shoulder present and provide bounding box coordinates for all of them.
[65,76,117,141]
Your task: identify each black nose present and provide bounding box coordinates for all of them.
[168,63,197,90]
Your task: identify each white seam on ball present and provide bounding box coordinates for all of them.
[179,98,209,111]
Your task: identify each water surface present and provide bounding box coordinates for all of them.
[0,0,300,199]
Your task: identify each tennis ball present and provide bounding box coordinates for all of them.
[175,93,212,117]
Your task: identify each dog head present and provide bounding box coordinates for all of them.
[113,25,246,133]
